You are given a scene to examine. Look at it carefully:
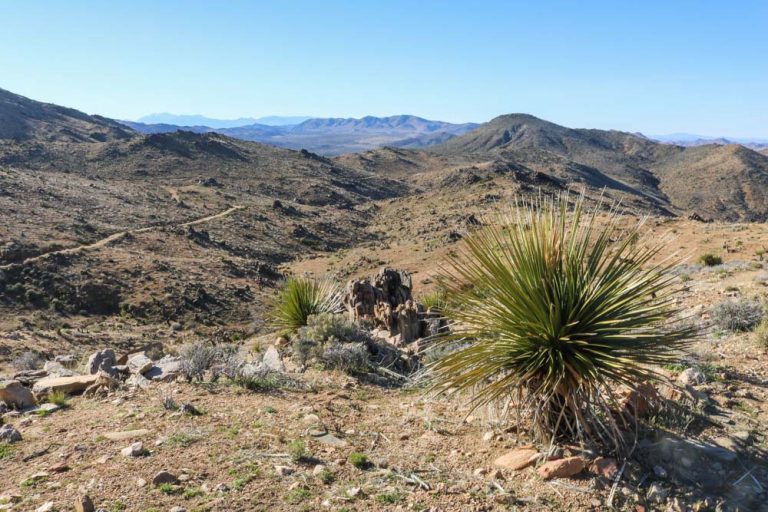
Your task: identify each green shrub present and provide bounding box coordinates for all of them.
[348,452,370,469]
[754,317,768,347]
[711,298,764,332]
[269,277,343,331]
[318,343,370,374]
[699,253,723,266]
[420,289,447,312]
[0,443,14,459]
[47,390,69,407]
[428,193,695,453]
[287,439,307,462]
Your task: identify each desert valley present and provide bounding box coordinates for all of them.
[0,80,767,512]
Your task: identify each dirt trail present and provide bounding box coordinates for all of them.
[0,205,245,270]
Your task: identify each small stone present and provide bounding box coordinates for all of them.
[152,470,179,485]
[482,431,494,442]
[35,503,54,512]
[213,483,229,493]
[493,447,539,470]
[136,478,147,487]
[312,464,327,476]
[74,494,95,512]
[302,414,321,425]
[102,429,150,441]
[678,368,706,386]
[473,467,488,476]
[262,345,284,372]
[275,465,293,477]
[121,441,144,457]
[48,461,70,473]
[537,456,587,480]
[169,507,186,512]
[591,457,620,479]
[653,465,668,478]
[346,487,361,498]
[0,424,22,443]
[646,482,668,503]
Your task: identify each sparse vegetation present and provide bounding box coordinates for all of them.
[699,253,723,266]
[157,483,179,495]
[755,317,768,347]
[285,487,312,504]
[348,452,370,469]
[11,351,41,371]
[0,443,14,460]
[46,390,69,407]
[711,298,764,332]
[287,439,308,462]
[269,276,344,331]
[429,193,695,452]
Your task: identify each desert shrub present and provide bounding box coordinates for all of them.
[755,318,768,347]
[287,439,308,462]
[699,253,723,266]
[178,342,220,381]
[11,351,41,371]
[46,390,69,407]
[178,342,243,381]
[233,369,305,392]
[319,343,370,374]
[269,277,343,331]
[301,312,367,344]
[711,298,764,332]
[348,452,370,469]
[420,288,447,312]
[428,193,695,453]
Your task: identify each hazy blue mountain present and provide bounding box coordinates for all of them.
[136,113,310,128]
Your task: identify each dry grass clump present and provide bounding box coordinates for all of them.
[711,298,764,332]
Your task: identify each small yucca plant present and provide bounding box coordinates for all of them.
[269,276,343,331]
[428,192,695,452]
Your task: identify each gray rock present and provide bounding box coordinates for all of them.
[127,354,153,375]
[647,483,668,503]
[145,356,182,382]
[0,424,22,443]
[54,354,77,366]
[86,349,117,376]
[121,441,145,457]
[24,403,61,415]
[678,368,706,386]
[262,346,284,372]
[0,380,36,409]
[169,508,187,512]
[152,470,179,485]
[126,373,152,389]
[313,433,348,447]
[43,361,77,378]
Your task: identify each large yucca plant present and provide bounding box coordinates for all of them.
[428,192,695,452]
[269,276,344,331]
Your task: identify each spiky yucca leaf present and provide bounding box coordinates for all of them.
[428,192,696,452]
[269,276,343,331]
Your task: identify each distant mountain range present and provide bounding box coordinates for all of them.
[136,113,310,128]
[121,115,479,155]
[652,133,768,150]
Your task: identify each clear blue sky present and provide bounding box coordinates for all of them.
[1,0,766,137]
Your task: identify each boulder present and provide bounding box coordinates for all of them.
[145,356,182,382]
[86,349,117,376]
[0,380,36,409]
[43,361,77,378]
[537,456,587,480]
[32,374,98,395]
[126,373,152,389]
[262,346,284,372]
[345,268,413,335]
[152,470,179,485]
[493,447,540,471]
[0,424,22,443]
[395,300,421,344]
[127,354,153,375]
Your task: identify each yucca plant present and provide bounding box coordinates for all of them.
[269,276,344,331]
[428,192,696,453]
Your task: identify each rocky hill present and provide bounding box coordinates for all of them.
[426,114,768,221]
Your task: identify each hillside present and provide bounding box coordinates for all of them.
[428,114,768,221]
[0,88,132,142]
